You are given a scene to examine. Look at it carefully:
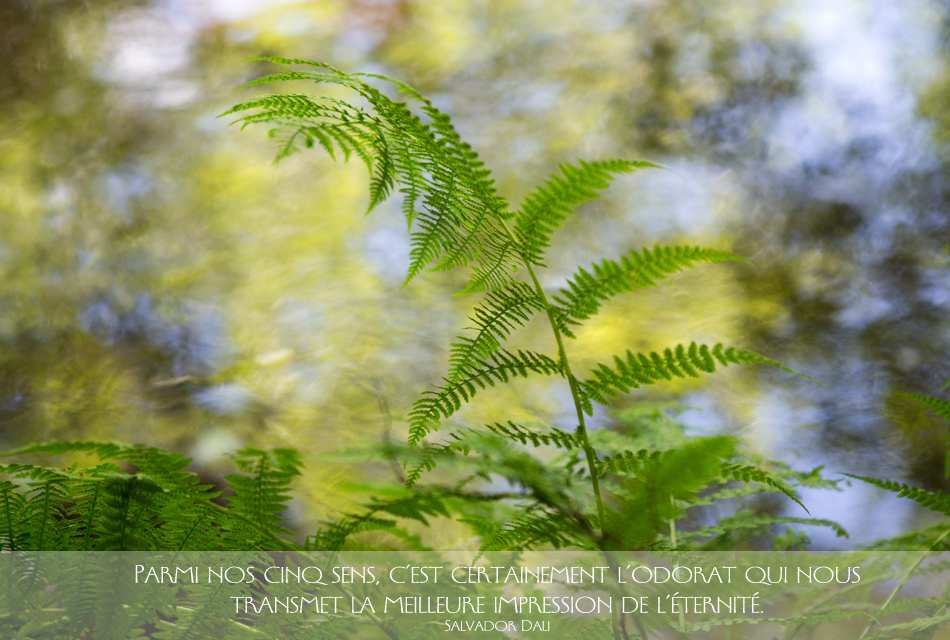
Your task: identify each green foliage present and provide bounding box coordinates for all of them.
[0,56,890,638]
[408,348,564,444]
[0,441,300,552]
[846,475,950,518]
[513,159,659,266]
[578,342,808,412]
[0,58,840,559]
[550,245,742,335]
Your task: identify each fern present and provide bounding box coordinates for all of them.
[0,442,301,551]
[579,342,810,411]
[0,56,893,640]
[478,507,592,554]
[447,281,546,380]
[408,349,563,444]
[221,58,516,293]
[720,461,809,512]
[227,59,817,548]
[484,421,580,449]
[551,245,742,336]
[224,447,301,545]
[513,159,658,266]
[902,392,950,421]
[846,474,950,517]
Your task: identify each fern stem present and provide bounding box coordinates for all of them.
[498,219,608,536]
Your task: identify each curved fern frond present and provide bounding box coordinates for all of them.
[408,349,564,445]
[551,245,742,336]
[513,159,658,266]
[447,282,545,381]
[845,474,950,517]
[222,58,517,292]
[578,342,813,412]
[720,462,809,513]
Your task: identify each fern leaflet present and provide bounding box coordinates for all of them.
[550,245,741,336]
[579,342,812,411]
[720,462,808,513]
[447,282,545,381]
[513,159,658,266]
[408,349,563,445]
[845,474,950,517]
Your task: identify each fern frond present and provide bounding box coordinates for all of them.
[404,424,578,487]
[479,508,591,553]
[550,245,741,336]
[224,448,301,544]
[513,159,658,266]
[311,493,448,550]
[4,441,206,491]
[94,475,163,550]
[408,349,563,445]
[597,449,657,476]
[579,342,812,411]
[447,282,545,381]
[402,431,474,488]
[720,462,808,513]
[845,474,950,517]
[676,512,848,546]
[223,58,518,293]
[484,421,580,449]
[901,392,950,421]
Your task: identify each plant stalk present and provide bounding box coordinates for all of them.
[499,220,608,536]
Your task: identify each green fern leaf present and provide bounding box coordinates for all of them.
[845,474,950,517]
[479,508,591,554]
[901,392,950,421]
[447,281,545,381]
[404,423,578,486]
[720,462,809,513]
[514,159,658,266]
[408,349,563,445]
[94,475,163,551]
[579,342,813,411]
[484,421,580,449]
[223,58,517,293]
[596,449,657,476]
[551,245,742,336]
[676,512,848,546]
[224,448,301,545]
[311,493,448,550]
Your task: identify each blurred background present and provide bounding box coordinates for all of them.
[3,0,950,548]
